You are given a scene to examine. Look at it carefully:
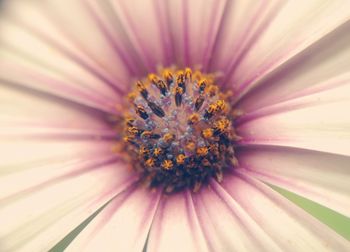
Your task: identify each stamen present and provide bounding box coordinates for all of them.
[120,67,239,193]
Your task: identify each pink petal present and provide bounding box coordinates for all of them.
[221,172,350,250]
[147,191,209,252]
[66,186,161,252]
[238,83,350,156]
[226,1,350,98]
[0,1,131,98]
[192,182,281,251]
[0,158,134,251]
[0,80,135,250]
[238,20,350,113]
[210,0,283,77]
[237,146,350,217]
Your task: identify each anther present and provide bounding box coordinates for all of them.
[185,68,192,81]
[175,87,184,107]
[176,71,186,92]
[127,126,141,136]
[148,101,165,118]
[195,95,205,111]
[163,70,173,86]
[198,79,207,93]
[135,105,149,120]
[136,81,148,100]
[163,133,175,143]
[156,80,168,96]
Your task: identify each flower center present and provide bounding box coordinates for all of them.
[120,68,239,193]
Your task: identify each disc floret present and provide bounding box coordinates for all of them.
[121,67,239,193]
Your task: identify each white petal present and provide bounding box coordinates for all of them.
[0,159,134,252]
[227,0,350,98]
[192,182,281,251]
[221,172,350,251]
[66,186,161,252]
[238,83,350,156]
[237,146,350,217]
[238,19,350,112]
[210,0,282,76]
[147,191,209,252]
[0,0,130,103]
[0,76,135,250]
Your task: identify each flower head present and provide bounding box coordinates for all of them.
[0,0,350,251]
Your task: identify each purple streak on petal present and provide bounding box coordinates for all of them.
[232,20,350,105]
[209,179,282,251]
[154,0,175,66]
[0,126,117,141]
[82,1,140,76]
[8,16,126,95]
[0,63,117,113]
[184,191,210,251]
[85,185,161,247]
[203,0,230,72]
[186,191,213,251]
[222,1,285,88]
[116,1,156,72]
[235,21,350,111]
[0,155,128,203]
[182,0,189,66]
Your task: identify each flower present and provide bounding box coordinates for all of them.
[0,0,350,251]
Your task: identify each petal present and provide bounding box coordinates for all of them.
[0,158,135,252]
[210,0,283,77]
[238,83,350,156]
[237,146,350,217]
[227,0,350,97]
[221,172,350,251]
[66,186,161,252]
[0,0,130,103]
[147,191,209,252]
[0,81,113,140]
[0,77,135,250]
[238,20,350,112]
[192,182,281,251]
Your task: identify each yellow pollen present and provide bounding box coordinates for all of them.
[208,104,217,113]
[202,128,213,139]
[162,69,173,82]
[127,92,137,102]
[185,68,192,80]
[141,130,152,138]
[216,100,226,111]
[127,126,139,135]
[162,160,173,170]
[148,73,159,84]
[185,141,196,152]
[146,158,155,167]
[207,85,218,96]
[153,147,162,156]
[214,118,230,130]
[176,154,186,164]
[163,133,175,142]
[139,145,150,156]
[197,147,208,156]
[188,113,200,124]
[198,79,207,90]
